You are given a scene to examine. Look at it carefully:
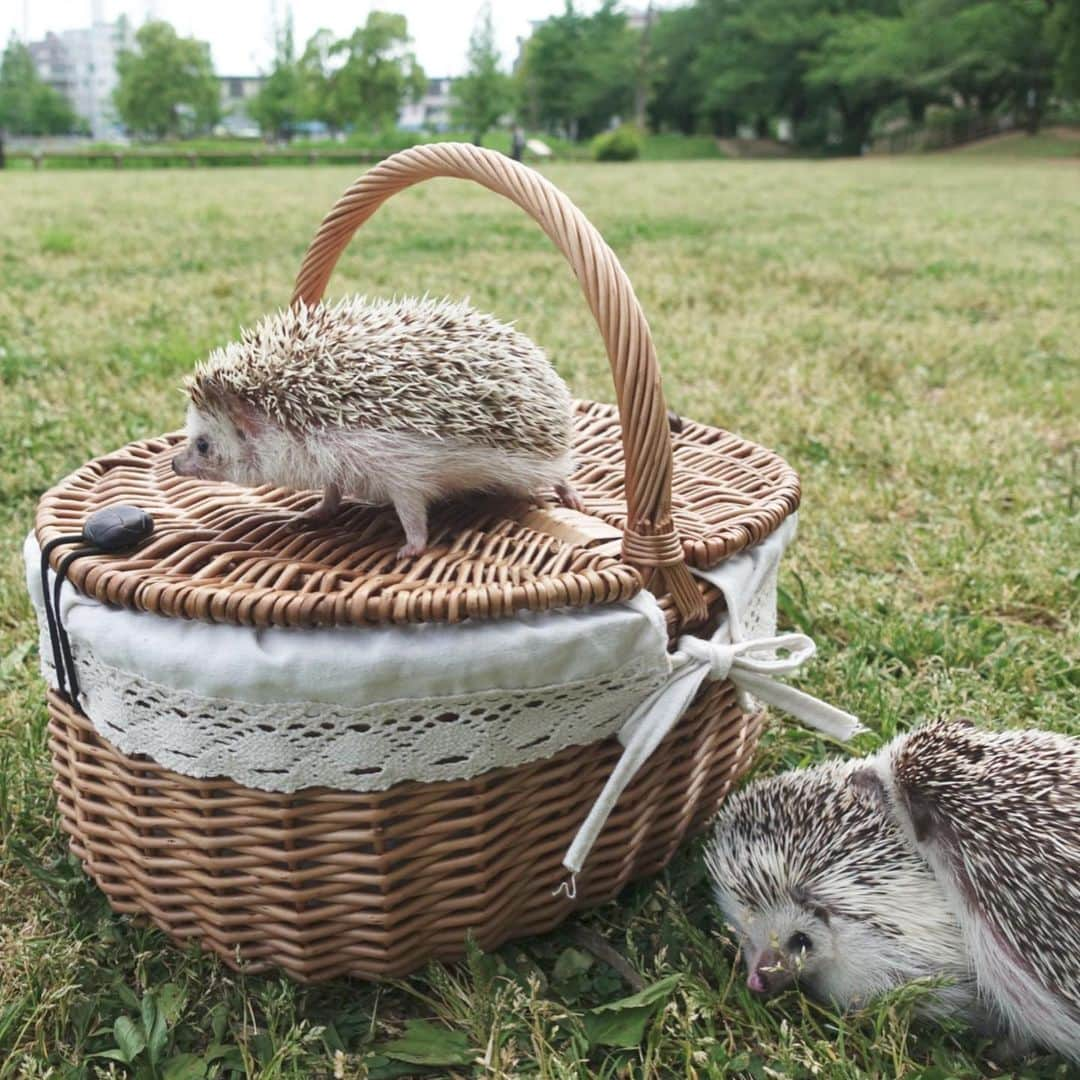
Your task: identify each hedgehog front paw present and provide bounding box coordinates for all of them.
[396,541,427,560]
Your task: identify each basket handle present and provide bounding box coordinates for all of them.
[291,142,706,626]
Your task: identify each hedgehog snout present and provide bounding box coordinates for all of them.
[747,947,792,995]
[172,446,198,477]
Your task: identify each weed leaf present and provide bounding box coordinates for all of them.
[376,1019,473,1066]
[162,1053,208,1080]
[113,1015,145,1062]
[553,946,594,983]
[582,974,681,1049]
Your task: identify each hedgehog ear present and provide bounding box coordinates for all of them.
[214,391,265,442]
[850,766,887,810]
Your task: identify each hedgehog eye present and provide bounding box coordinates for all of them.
[195,436,210,455]
[787,932,812,954]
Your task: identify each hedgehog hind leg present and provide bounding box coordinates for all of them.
[391,491,430,560]
[294,483,342,528]
[554,480,586,513]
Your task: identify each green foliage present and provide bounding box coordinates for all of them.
[647,0,1075,153]
[89,983,244,1077]
[323,13,426,134]
[593,124,643,160]
[249,11,302,141]
[648,6,711,134]
[580,974,682,1047]
[1049,0,1080,98]
[114,21,220,138]
[518,0,637,140]
[452,4,512,145]
[373,1020,473,1066]
[0,38,80,135]
[0,160,1077,1076]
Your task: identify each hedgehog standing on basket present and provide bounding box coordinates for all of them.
[172,297,584,558]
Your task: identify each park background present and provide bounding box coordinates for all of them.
[0,1,1078,1077]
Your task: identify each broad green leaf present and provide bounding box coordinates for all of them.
[581,973,682,1049]
[157,983,187,1024]
[140,993,157,1038]
[553,946,594,983]
[376,1020,473,1066]
[321,1020,346,1053]
[251,1031,274,1066]
[88,1049,133,1063]
[147,1001,169,1064]
[203,1044,245,1071]
[209,1002,228,1044]
[113,1016,146,1062]
[162,1053,208,1080]
[365,1053,433,1080]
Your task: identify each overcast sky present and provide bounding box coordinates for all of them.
[3,0,617,78]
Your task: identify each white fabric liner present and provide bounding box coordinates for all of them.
[25,512,860,879]
[25,531,671,792]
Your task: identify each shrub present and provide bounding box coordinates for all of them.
[593,126,641,162]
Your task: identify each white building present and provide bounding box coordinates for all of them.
[217,75,265,137]
[28,18,133,139]
[398,78,454,132]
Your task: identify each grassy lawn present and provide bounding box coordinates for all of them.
[0,157,1077,1077]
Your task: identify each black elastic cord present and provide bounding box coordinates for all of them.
[37,505,155,712]
[39,535,84,701]
[52,547,95,704]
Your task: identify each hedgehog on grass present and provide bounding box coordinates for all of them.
[172,296,584,558]
[705,757,980,1022]
[858,719,1080,1063]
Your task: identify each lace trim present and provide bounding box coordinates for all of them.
[53,644,670,793]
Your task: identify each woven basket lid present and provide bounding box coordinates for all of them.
[35,145,799,634]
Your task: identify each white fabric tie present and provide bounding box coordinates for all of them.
[557,524,864,888]
[682,631,815,681]
[677,633,861,742]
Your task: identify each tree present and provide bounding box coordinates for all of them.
[452,4,511,144]
[518,1,637,140]
[0,37,80,135]
[322,13,425,134]
[114,21,220,138]
[1050,0,1080,99]
[250,9,302,140]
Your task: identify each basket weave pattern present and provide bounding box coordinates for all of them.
[36,145,798,980]
[49,683,763,982]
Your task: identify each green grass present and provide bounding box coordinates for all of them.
[638,133,726,160]
[0,158,1077,1077]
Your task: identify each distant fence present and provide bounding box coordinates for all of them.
[1,147,392,170]
[871,114,1018,155]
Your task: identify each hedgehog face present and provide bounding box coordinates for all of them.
[173,404,251,485]
[722,892,837,997]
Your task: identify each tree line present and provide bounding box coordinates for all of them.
[2,0,1078,152]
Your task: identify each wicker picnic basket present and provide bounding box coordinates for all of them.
[31,144,800,982]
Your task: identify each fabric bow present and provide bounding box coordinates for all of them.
[556,625,863,895]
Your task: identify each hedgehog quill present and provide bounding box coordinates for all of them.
[857,719,1080,1063]
[173,296,584,558]
[705,758,981,1021]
